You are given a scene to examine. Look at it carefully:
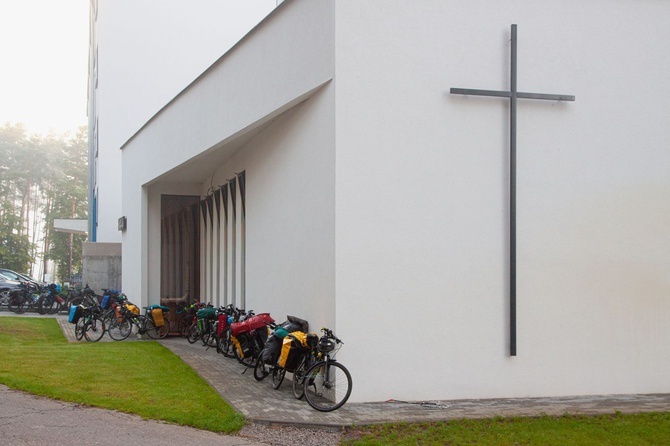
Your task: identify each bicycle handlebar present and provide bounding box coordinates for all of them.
[321,327,343,344]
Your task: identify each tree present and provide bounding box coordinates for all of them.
[43,126,89,282]
[0,123,36,273]
[0,123,88,280]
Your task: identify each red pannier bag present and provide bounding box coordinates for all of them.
[230,313,274,336]
[217,313,229,335]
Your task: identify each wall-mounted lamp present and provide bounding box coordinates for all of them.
[118,216,127,231]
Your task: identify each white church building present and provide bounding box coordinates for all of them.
[89,0,670,403]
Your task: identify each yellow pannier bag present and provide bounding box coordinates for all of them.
[152,308,165,327]
[126,303,140,314]
[278,331,309,370]
[231,336,243,358]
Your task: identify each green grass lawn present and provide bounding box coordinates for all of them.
[344,412,670,445]
[0,316,244,433]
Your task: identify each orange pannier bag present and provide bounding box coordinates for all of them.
[151,308,165,327]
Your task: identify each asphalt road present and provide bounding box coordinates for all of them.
[0,385,265,446]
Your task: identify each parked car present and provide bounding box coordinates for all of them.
[0,269,43,288]
[0,274,25,307]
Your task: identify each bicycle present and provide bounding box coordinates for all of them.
[145,304,171,339]
[74,304,106,342]
[215,304,246,358]
[8,284,40,314]
[301,328,352,412]
[230,312,274,368]
[174,301,196,337]
[106,301,164,340]
[100,290,127,330]
[255,329,317,391]
[290,333,320,399]
[187,304,216,345]
[37,284,65,315]
[65,285,101,311]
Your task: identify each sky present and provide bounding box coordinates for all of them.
[0,0,89,136]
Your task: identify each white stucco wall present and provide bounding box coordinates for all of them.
[93,0,276,242]
[334,0,670,401]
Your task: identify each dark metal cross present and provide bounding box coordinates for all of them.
[450,24,575,357]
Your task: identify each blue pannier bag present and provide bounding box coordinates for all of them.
[68,305,83,324]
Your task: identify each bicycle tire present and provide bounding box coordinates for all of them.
[201,323,214,346]
[218,330,235,357]
[177,318,190,337]
[303,361,353,412]
[49,298,63,314]
[108,318,132,341]
[292,355,309,399]
[160,319,171,338]
[272,367,286,390]
[254,358,270,381]
[233,344,255,368]
[75,318,86,341]
[8,294,26,314]
[205,327,218,347]
[187,323,200,344]
[37,296,49,315]
[143,317,156,338]
[41,296,60,314]
[84,315,106,342]
[101,309,116,332]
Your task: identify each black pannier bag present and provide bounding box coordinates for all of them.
[235,332,254,358]
[280,315,309,333]
[260,334,282,364]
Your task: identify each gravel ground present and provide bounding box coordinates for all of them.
[1,384,345,446]
[239,423,343,446]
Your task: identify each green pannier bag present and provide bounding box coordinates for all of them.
[196,307,216,319]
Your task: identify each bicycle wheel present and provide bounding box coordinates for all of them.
[108,318,132,341]
[303,361,353,412]
[217,329,235,357]
[272,367,286,390]
[84,315,106,342]
[101,309,116,330]
[187,323,200,344]
[205,326,217,347]
[254,358,270,381]
[292,355,309,399]
[8,294,26,314]
[177,318,190,337]
[43,296,60,314]
[160,319,171,338]
[233,344,255,368]
[201,322,214,346]
[75,317,86,341]
[143,317,158,339]
[50,298,63,314]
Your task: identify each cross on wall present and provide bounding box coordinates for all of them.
[450,24,575,357]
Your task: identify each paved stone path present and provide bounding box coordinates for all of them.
[7,312,670,430]
[158,336,670,428]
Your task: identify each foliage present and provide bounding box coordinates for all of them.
[0,123,88,280]
[0,317,245,433]
[0,206,32,271]
[344,413,670,446]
